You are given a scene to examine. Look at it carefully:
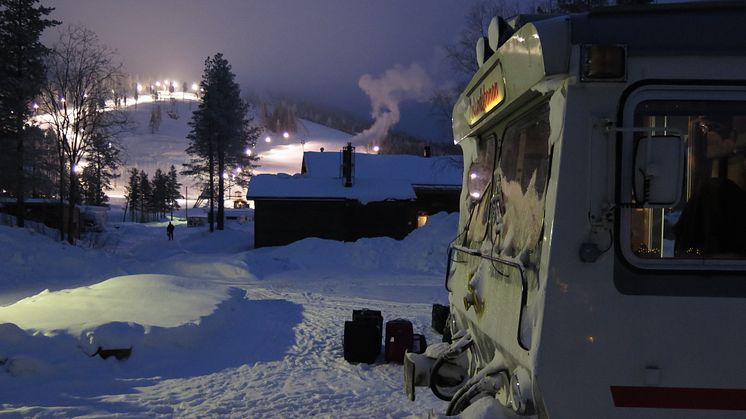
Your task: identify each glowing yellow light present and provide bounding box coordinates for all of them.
[417,213,429,228]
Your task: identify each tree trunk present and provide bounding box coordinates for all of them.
[217,141,225,231]
[67,167,77,244]
[208,138,215,233]
[15,132,25,228]
[58,150,66,242]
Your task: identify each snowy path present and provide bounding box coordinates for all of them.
[99,289,443,418]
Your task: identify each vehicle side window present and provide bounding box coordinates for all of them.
[629,100,746,261]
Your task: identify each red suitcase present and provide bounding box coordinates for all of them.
[384,319,413,363]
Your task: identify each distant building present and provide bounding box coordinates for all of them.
[247,144,462,248]
[0,198,81,239]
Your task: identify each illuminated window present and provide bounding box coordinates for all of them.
[417,212,429,228]
[628,100,746,261]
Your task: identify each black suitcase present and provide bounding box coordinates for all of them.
[432,304,450,335]
[343,320,381,364]
[353,309,383,334]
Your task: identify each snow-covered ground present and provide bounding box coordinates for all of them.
[0,212,473,417]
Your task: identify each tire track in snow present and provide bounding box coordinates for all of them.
[105,285,445,417]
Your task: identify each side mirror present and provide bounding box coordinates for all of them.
[634,135,685,207]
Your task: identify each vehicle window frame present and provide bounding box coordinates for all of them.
[619,86,746,271]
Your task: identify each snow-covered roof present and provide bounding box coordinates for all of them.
[247,174,416,204]
[247,151,462,204]
[301,152,463,187]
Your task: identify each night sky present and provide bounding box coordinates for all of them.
[43,0,488,141]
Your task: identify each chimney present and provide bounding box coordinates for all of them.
[341,142,355,187]
[423,145,431,158]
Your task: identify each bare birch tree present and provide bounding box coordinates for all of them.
[39,25,127,243]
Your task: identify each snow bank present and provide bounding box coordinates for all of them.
[0,274,230,335]
[0,274,302,381]
[0,225,126,305]
[246,211,458,278]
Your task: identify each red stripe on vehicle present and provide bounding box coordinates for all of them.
[610,386,746,410]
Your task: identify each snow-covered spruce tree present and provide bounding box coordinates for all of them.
[39,25,128,243]
[0,0,59,227]
[183,53,259,231]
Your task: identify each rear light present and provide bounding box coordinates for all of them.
[581,44,627,81]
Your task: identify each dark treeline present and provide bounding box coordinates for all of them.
[248,93,459,156]
[124,166,181,223]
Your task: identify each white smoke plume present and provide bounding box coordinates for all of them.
[352,63,434,145]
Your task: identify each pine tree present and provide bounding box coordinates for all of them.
[151,168,169,219]
[80,135,121,206]
[125,168,140,222]
[167,165,181,219]
[25,126,57,198]
[0,0,59,227]
[184,53,259,231]
[138,171,152,223]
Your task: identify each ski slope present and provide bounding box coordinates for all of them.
[113,94,356,199]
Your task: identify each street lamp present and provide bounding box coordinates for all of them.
[245,148,252,156]
[283,131,289,139]
[265,136,271,143]
[373,145,380,154]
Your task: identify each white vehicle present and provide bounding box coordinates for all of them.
[405,2,746,417]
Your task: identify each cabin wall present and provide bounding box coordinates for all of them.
[253,199,419,248]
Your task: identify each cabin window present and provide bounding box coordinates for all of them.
[628,100,746,262]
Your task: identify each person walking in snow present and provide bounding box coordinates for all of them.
[167,222,175,241]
